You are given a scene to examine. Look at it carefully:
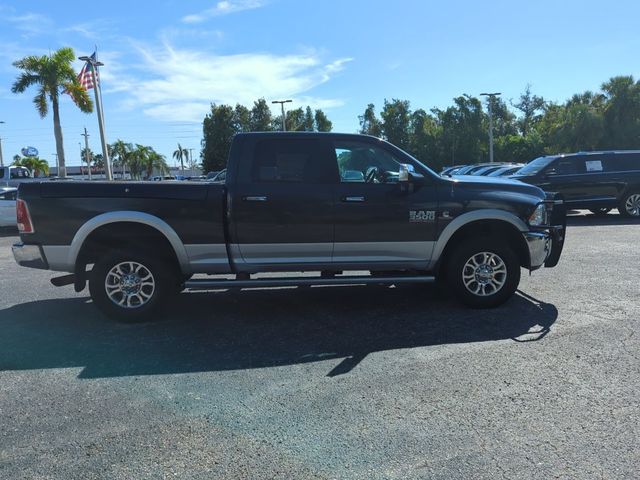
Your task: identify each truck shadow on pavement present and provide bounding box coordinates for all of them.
[0,285,557,378]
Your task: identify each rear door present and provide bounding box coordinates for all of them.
[331,138,438,268]
[230,136,337,268]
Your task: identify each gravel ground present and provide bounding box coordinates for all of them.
[0,212,638,479]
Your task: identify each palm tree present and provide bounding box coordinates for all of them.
[12,156,50,177]
[11,47,93,178]
[111,140,133,179]
[172,143,188,171]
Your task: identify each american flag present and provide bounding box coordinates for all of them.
[78,52,98,90]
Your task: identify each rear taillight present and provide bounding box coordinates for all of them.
[16,199,34,234]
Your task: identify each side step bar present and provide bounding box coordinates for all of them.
[184,275,436,291]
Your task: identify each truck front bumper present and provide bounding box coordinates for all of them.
[12,243,48,270]
[524,223,565,270]
[524,232,551,270]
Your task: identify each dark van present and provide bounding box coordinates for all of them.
[512,151,640,217]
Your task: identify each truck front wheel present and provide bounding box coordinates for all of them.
[446,238,521,308]
[89,251,170,322]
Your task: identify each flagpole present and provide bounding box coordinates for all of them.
[79,52,113,181]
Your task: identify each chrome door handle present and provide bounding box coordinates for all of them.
[243,195,268,202]
[342,196,366,202]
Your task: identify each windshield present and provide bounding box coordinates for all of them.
[515,156,555,176]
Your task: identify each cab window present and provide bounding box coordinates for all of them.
[251,138,335,183]
[334,141,403,184]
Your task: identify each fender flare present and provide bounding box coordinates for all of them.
[431,209,529,265]
[68,211,190,272]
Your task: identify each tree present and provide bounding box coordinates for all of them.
[111,140,132,178]
[81,147,94,170]
[172,142,188,170]
[12,156,49,177]
[233,104,251,133]
[380,99,411,150]
[359,104,382,137]
[285,107,305,131]
[303,106,315,131]
[513,85,545,136]
[601,76,640,149]
[93,154,105,170]
[11,47,93,178]
[201,104,236,173]
[314,109,332,132]
[250,98,273,131]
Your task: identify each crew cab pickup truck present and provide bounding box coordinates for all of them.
[13,133,566,321]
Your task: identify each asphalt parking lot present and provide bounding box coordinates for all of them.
[0,213,638,479]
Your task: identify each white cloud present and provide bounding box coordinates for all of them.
[7,12,53,37]
[117,42,352,122]
[182,0,265,23]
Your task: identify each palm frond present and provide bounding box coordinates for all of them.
[33,90,48,117]
[11,72,41,93]
[62,81,93,113]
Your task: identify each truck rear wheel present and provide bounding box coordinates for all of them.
[89,250,170,322]
[446,238,521,308]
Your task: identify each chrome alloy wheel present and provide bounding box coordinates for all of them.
[462,252,508,297]
[104,261,155,308]
[625,194,640,217]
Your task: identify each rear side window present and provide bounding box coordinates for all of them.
[251,138,336,183]
[603,153,640,172]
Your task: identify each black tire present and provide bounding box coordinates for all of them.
[589,208,612,216]
[445,237,521,308]
[89,250,171,322]
[618,192,640,218]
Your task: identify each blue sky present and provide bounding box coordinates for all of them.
[1,0,639,168]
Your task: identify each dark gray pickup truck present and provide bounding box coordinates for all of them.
[13,132,566,321]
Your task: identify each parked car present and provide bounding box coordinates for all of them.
[12,132,566,321]
[440,165,467,176]
[210,169,226,182]
[454,163,505,176]
[487,165,525,177]
[0,187,17,227]
[0,166,32,187]
[471,164,511,176]
[512,151,640,217]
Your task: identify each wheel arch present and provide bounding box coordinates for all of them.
[432,210,531,272]
[69,211,190,274]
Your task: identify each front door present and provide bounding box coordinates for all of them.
[331,138,439,269]
[230,136,336,269]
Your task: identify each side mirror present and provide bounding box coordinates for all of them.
[545,168,557,177]
[398,164,411,182]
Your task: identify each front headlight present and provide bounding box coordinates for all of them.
[528,203,548,226]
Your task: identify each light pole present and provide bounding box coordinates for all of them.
[272,99,292,131]
[52,153,59,176]
[188,148,195,171]
[480,92,501,163]
[0,120,5,167]
[79,54,112,180]
[81,128,92,181]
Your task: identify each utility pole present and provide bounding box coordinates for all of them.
[272,99,292,131]
[480,92,501,163]
[79,142,84,180]
[79,53,113,180]
[81,128,92,181]
[52,153,59,176]
[0,121,5,167]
